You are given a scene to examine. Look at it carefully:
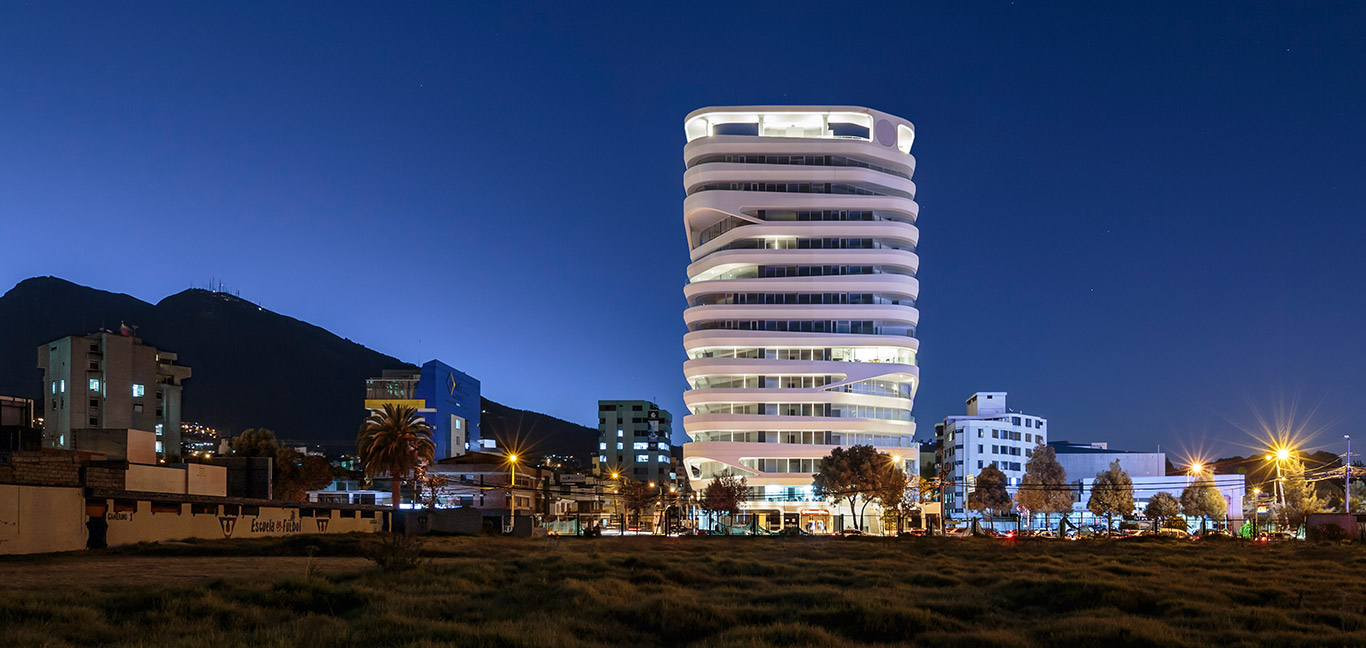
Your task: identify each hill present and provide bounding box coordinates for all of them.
[0,277,596,459]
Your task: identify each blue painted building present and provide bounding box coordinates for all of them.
[365,360,481,459]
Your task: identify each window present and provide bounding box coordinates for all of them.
[132,384,145,398]
[658,453,668,462]
[1025,433,1032,443]
[633,442,648,450]
[155,408,163,418]
[89,399,98,408]
[60,380,65,393]
[89,417,98,425]
[616,429,623,438]
[636,454,648,463]
[977,430,983,438]
[616,443,623,450]
[1012,417,1021,425]
[992,429,998,438]
[977,444,983,453]
[598,442,606,450]
[977,460,983,468]
[89,379,100,392]
[1026,419,1033,428]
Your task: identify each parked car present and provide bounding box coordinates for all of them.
[1156,528,1190,539]
[838,528,869,537]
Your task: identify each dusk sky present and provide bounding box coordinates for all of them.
[2,3,1363,458]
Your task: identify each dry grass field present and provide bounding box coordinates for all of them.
[2,534,1365,647]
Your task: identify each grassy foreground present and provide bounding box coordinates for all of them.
[3,534,1366,647]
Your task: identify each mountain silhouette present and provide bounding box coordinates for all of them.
[0,277,595,459]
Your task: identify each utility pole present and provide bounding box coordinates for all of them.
[1346,435,1352,513]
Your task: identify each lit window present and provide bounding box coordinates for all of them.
[155,441,163,453]
[59,380,65,393]
[89,379,101,392]
[155,423,164,436]
[599,454,606,463]
[616,442,623,450]
[599,442,606,450]
[132,384,145,398]
[636,454,648,463]
[51,382,56,395]
[616,429,623,438]
[633,442,648,450]
[658,453,668,462]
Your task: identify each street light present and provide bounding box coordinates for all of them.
[506,454,520,523]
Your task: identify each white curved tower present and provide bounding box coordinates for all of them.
[681,106,921,532]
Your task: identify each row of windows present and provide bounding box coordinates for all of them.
[740,457,821,474]
[981,444,1026,457]
[758,209,915,225]
[691,293,914,307]
[690,154,912,180]
[978,460,1023,472]
[690,402,913,421]
[600,441,670,451]
[692,320,916,337]
[690,375,834,390]
[597,453,670,464]
[713,237,914,253]
[690,182,913,200]
[691,430,914,447]
[696,209,917,247]
[688,346,916,365]
[760,265,915,278]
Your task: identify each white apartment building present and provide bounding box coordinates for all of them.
[935,392,1048,517]
[679,106,921,532]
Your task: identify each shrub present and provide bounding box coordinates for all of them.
[368,533,426,572]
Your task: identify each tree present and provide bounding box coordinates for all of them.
[619,478,655,525]
[357,403,436,517]
[812,445,901,531]
[230,429,331,501]
[1180,473,1227,531]
[1144,492,1181,530]
[230,428,281,457]
[1087,460,1134,530]
[273,449,336,501]
[700,470,748,528]
[967,465,1012,526]
[1350,481,1366,514]
[1015,443,1073,530]
[1280,457,1325,526]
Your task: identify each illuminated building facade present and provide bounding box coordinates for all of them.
[680,106,921,532]
[365,360,480,459]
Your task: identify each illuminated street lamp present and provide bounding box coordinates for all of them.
[506,453,520,522]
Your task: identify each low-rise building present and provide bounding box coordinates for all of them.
[935,392,1048,517]
[364,360,480,459]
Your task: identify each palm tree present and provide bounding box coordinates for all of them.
[358,403,436,518]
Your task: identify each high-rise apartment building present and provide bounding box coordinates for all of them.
[680,106,921,532]
[38,332,192,457]
[596,400,675,486]
[934,392,1048,517]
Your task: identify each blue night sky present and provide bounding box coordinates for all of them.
[2,3,1363,459]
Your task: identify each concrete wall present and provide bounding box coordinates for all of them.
[126,464,189,494]
[71,428,157,464]
[0,483,390,555]
[181,463,227,497]
[1057,451,1165,480]
[0,484,87,555]
[99,500,386,546]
